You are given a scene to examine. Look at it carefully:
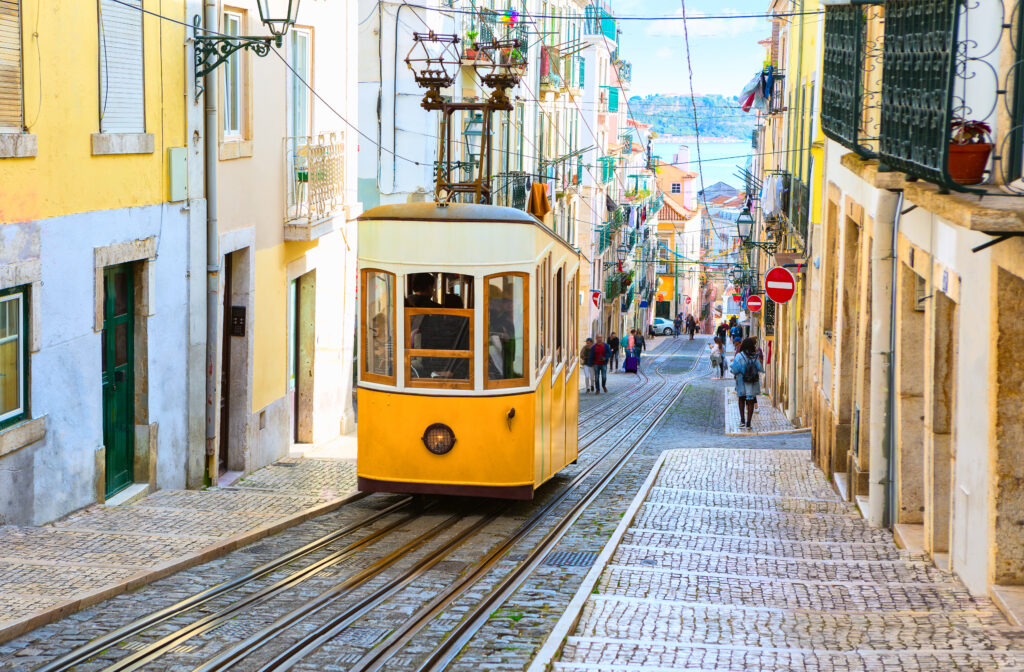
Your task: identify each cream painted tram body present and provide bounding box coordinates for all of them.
[357,203,581,499]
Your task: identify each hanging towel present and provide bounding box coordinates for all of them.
[528,182,551,219]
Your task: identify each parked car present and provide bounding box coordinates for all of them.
[652,317,675,335]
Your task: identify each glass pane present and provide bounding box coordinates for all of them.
[409,356,470,382]
[487,275,525,381]
[113,270,129,316]
[115,322,128,367]
[290,31,310,138]
[365,272,394,378]
[0,296,20,416]
[405,273,473,308]
[409,313,470,351]
[224,14,241,135]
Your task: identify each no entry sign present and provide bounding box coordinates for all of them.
[746,295,763,312]
[685,296,691,305]
[764,266,796,304]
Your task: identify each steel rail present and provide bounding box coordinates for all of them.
[31,491,409,672]
[577,337,686,422]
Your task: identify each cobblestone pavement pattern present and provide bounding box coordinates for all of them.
[723,389,808,436]
[0,457,356,643]
[549,448,1024,671]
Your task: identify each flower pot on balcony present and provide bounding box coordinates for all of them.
[947,142,992,185]
[464,48,478,60]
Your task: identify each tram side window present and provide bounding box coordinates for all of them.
[554,267,563,365]
[485,273,528,387]
[536,261,547,367]
[405,272,474,388]
[363,270,395,383]
[568,274,576,367]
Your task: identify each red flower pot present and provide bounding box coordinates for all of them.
[947,142,992,185]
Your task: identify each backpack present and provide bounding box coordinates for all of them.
[741,354,760,383]
[730,325,742,340]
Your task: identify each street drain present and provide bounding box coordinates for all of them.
[544,551,599,567]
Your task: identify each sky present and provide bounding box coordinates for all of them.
[610,0,771,98]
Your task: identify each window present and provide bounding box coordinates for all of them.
[404,272,474,389]
[288,28,312,139]
[361,270,395,384]
[536,259,547,366]
[0,0,23,132]
[671,182,682,194]
[567,273,577,367]
[485,273,528,389]
[98,0,144,133]
[222,11,242,137]
[0,285,27,428]
[554,267,564,365]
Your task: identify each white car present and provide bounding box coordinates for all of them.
[652,317,676,335]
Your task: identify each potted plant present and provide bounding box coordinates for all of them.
[948,118,993,185]
[464,30,479,60]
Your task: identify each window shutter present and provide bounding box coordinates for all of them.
[98,0,144,133]
[0,0,22,132]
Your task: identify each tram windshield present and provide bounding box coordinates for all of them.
[405,273,474,387]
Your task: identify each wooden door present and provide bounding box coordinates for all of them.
[102,263,134,497]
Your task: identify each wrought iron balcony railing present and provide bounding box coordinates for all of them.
[767,71,786,116]
[285,133,345,241]
[584,4,617,42]
[615,59,631,87]
[822,4,882,158]
[492,170,529,210]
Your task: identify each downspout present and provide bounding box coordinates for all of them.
[203,0,220,486]
[868,189,903,528]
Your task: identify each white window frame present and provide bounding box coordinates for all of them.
[288,27,312,140]
[222,10,243,138]
[0,288,26,426]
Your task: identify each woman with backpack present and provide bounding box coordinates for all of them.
[710,337,725,379]
[730,337,764,430]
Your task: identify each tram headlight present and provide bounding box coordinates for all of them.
[422,423,456,455]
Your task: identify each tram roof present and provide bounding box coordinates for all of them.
[357,202,541,224]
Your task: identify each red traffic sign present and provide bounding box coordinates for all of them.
[746,295,763,312]
[685,296,691,305]
[764,266,796,304]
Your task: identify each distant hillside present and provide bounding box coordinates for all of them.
[629,94,756,143]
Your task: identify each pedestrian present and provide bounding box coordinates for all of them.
[608,332,620,372]
[715,320,728,346]
[686,314,697,340]
[580,338,595,393]
[673,314,682,338]
[729,317,743,353]
[710,337,725,379]
[591,334,610,393]
[730,337,764,430]
[634,328,646,370]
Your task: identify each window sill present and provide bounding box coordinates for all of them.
[0,416,47,459]
[0,133,37,158]
[219,139,253,161]
[91,133,155,156]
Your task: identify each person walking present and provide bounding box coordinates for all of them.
[686,314,697,340]
[608,332,621,372]
[729,317,743,354]
[673,314,682,339]
[715,320,729,347]
[580,338,595,393]
[710,337,725,379]
[592,334,611,393]
[730,337,764,430]
[634,328,646,371]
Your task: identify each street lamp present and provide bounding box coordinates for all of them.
[193,0,302,92]
[616,244,630,263]
[735,207,778,253]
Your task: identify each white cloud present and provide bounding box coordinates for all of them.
[645,8,762,39]
[656,47,675,60]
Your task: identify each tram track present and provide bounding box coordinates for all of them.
[34,340,705,672]
[576,337,687,423]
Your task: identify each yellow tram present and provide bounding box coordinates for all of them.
[356,203,581,499]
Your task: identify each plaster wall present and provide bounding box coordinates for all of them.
[0,204,190,525]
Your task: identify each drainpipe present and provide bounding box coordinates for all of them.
[868,189,903,528]
[203,0,220,486]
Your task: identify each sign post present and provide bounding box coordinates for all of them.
[764,266,796,304]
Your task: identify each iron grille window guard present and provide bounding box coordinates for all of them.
[491,171,529,210]
[767,71,786,116]
[790,177,809,243]
[764,297,776,335]
[822,5,874,157]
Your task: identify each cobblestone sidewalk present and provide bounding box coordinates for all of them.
[534,448,1024,671]
[723,389,809,436]
[0,457,356,644]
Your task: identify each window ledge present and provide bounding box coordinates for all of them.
[839,153,907,191]
[0,133,37,159]
[902,180,1024,235]
[0,416,47,459]
[219,139,253,161]
[92,133,155,156]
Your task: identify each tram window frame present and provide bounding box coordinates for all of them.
[361,269,397,385]
[483,272,530,390]
[536,258,548,368]
[554,266,564,367]
[403,272,475,391]
[567,272,577,369]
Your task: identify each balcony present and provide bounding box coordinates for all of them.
[790,177,809,243]
[598,156,616,184]
[584,4,617,42]
[821,4,882,158]
[767,71,786,116]
[614,59,631,88]
[284,133,345,241]
[492,171,529,210]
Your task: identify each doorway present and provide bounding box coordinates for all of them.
[218,249,251,479]
[289,271,316,444]
[102,263,135,498]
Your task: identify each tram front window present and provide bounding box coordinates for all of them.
[405,273,474,387]
[485,273,527,387]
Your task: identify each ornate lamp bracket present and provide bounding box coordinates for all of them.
[193,15,277,100]
[743,239,779,254]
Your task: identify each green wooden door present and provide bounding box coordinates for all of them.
[102,264,134,497]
